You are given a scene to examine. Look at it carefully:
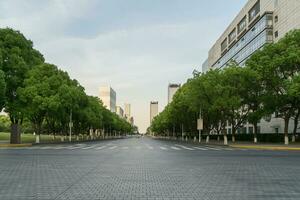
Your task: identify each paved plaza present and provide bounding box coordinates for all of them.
[0,137,300,200]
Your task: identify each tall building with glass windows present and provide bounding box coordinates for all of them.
[202,0,300,134]
[168,83,181,104]
[99,86,116,113]
[203,0,300,72]
[150,101,159,124]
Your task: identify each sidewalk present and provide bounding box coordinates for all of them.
[151,136,300,151]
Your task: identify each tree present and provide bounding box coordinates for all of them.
[0,28,44,143]
[247,30,300,144]
[0,70,6,111]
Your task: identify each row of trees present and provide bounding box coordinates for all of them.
[0,28,135,144]
[150,30,300,145]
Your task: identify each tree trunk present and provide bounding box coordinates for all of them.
[10,123,21,144]
[224,133,228,145]
[232,127,236,143]
[284,117,289,145]
[292,111,299,143]
[253,123,258,144]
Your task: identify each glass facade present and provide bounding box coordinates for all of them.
[213,13,273,69]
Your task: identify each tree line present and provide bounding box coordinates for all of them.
[150,30,300,145]
[0,28,135,144]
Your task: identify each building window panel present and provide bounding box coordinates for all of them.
[221,38,228,52]
[249,0,260,22]
[229,29,236,43]
[238,16,247,34]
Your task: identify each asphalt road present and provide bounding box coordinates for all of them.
[0,137,300,200]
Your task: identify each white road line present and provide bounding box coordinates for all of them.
[175,145,194,150]
[146,145,153,149]
[67,146,82,150]
[204,147,221,151]
[95,146,107,150]
[170,146,181,150]
[108,146,117,150]
[82,145,96,150]
[122,146,129,149]
[193,147,208,150]
[159,146,167,150]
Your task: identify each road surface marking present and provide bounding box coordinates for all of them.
[146,145,153,149]
[175,145,194,150]
[95,146,107,150]
[171,146,181,150]
[204,146,221,151]
[122,146,129,149]
[109,146,117,150]
[193,147,208,150]
[159,146,167,150]
[82,145,96,150]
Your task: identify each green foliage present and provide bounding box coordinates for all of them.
[0,27,134,140]
[151,29,300,143]
[0,70,5,110]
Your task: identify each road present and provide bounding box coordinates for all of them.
[0,137,300,200]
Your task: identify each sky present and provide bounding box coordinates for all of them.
[0,0,247,132]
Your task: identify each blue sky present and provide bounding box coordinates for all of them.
[0,0,247,132]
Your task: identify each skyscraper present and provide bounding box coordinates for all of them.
[124,103,131,119]
[168,83,181,104]
[116,106,124,118]
[150,101,158,124]
[99,86,116,113]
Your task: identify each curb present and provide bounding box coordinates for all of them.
[0,143,32,148]
[230,145,300,151]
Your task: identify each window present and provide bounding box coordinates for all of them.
[275,31,279,38]
[238,16,247,34]
[228,128,232,134]
[221,38,228,52]
[249,1,260,22]
[229,29,236,43]
[257,126,261,134]
[275,15,278,23]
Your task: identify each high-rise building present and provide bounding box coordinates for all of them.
[202,0,300,134]
[124,103,131,119]
[203,0,300,73]
[150,101,158,124]
[116,106,124,118]
[99,86,116,113]
[168,83,181,104]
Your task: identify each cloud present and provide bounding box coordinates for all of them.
[0,0,247,132]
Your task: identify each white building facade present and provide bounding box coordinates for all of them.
[202,0,300,134]
[168,84,181,104]
[150,101,158,124]
[99,86,116,113]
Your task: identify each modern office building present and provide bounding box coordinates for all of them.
[150,101,159,123]
[124,103,131,119]
[99,86,116,113]
[202,0,300,134]
[168,83,181,104]
[116,106,124,118]
[203,0,300,72]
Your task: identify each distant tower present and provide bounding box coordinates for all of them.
[124,103,131,119]
[168,83,181,103]
[150,101,158,123]
[99,86,116,112]
[116,106,124,118]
